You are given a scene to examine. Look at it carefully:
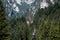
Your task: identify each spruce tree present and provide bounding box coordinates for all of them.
[0,0,10,40]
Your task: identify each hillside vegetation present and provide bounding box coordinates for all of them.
[0,0,60,40]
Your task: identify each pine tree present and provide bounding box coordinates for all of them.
[33,2,60,40]
[0,0,10,40]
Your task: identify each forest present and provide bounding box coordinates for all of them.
[0,0,60,40]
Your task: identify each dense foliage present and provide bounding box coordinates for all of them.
[0,0,60,40]
[0,0,10,40]
[34,3,60,40]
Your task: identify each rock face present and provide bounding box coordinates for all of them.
[2,0,40,24]
[2,0,57,19]
[40,0,49,9]
[2,0,55,17]
[2,0,40,17]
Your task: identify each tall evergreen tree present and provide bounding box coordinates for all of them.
[0,0,10,40]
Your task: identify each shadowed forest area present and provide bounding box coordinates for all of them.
[0,0,60,40]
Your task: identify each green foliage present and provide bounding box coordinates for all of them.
[7,2,60,40]
[33,3,60,40]
[0,0,60,40]
[0,0,10,40]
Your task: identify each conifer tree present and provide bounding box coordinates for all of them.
[0,0,10,40]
